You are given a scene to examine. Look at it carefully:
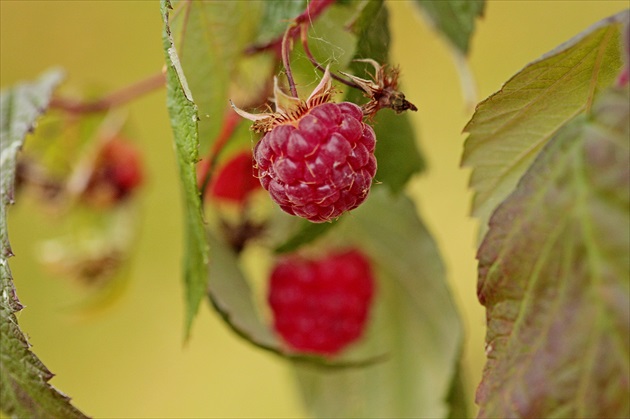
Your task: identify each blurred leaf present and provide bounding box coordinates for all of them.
[207,230,385,369]
[295,3,358,82]
[255,0,308,45]
[347,0,388,64]
[476,86,629,418]
[413,0,485,55]
[343,0,388,111]
[162,0,209,339]
[446,361,470,419]
[1,68,64,212]
[345,1,425,192]
[294,188,464,418]
[1,69,88,418]
[169,0,261,152]
[372,109,425,193]
[463,11,626,237]
[274,220,335,254]
[206,230,279,350]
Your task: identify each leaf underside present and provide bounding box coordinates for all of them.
[1,69,89,418]
[476,86,630,418]
[293,188,465,418]
[162,0,209,339]
[462,11,626,238]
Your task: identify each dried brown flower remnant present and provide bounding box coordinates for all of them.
[342,59,418,118]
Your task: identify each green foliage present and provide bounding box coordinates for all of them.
[169,0,261,152]
[293,188,464,417]
[255,0,308,45]
[345,0,425,191]
[463,11,626,238]
[161,0,209,339]
[206,230,279,351]
[0,69,88,418]
[476,85,629,418]
[7,2,626,419]
[372,109,425,193]
[414,0,485,55]
[274,220,335,254]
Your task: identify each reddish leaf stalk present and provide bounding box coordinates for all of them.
[50,72,166,114]
[282,24,300,98]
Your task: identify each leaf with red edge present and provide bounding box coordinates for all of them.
[476,86,629,418]
[462,11,627,239]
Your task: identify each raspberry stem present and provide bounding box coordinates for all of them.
[50,72,166,114]
[281,23,299,98]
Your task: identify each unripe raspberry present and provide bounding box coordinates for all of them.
[255,102,377,222]
[268,249,375,355]
[197,151,261,205]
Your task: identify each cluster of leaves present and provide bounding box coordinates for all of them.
[1,1,628,418]
[161,0,475,417]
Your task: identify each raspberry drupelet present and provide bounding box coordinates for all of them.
[232,68,377,223]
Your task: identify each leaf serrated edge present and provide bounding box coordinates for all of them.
[1,69,89,419]
[161,0,211,340]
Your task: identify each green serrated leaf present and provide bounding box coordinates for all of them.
[476,86,629,418]
[293,188,464,418]
[162,0,209,339]
[413,0,485,55]
[1,69,89,419]
[169,0,260,153]
[462,11,627,238]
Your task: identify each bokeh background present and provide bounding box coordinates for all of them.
[1,1,626,417]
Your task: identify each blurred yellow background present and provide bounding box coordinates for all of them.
[1,1,626,417]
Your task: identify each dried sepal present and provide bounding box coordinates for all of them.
[230,67,335,133]
[342,59,417,118]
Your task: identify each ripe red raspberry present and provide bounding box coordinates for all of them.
[197,151,261,205]
[254,102,376,222]
[232,67,377,223]
[268,248,375,355]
